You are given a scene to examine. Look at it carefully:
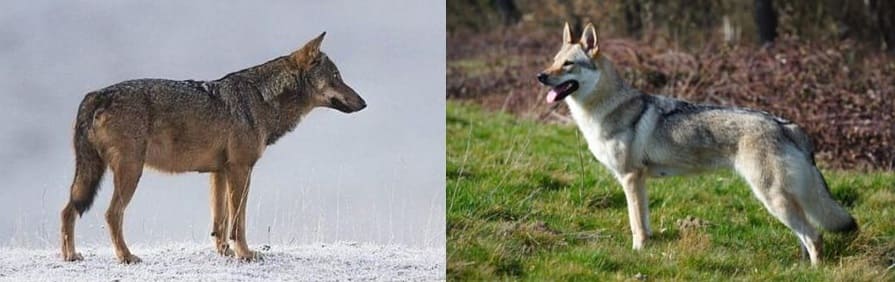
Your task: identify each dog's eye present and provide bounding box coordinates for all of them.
[563,61,574,67]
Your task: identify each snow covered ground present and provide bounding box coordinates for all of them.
[0,242,444,281]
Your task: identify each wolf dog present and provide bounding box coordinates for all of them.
[536,23,856,265]
[60,32,366,263]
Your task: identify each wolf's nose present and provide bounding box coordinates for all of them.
[536,73,548,84]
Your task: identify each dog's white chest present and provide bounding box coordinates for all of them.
[587,128,627,172]
[588,135,624,169]
[569,108,629,174]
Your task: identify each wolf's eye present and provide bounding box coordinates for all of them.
[562,61,575,67]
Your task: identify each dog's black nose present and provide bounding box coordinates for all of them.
[537,73,548,84]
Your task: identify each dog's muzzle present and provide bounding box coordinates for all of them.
[536,73,549,84]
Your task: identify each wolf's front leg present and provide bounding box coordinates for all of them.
[225,165,258,261]
[209,172,232,256]
[620,170,651,249]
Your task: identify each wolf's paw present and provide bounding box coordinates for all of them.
[118,254,142,264]
[218,247,234,257]
[235,250,262,262]
[216,243,233,257]
[62,252,83,262]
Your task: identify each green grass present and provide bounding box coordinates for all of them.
[447,102,895,281]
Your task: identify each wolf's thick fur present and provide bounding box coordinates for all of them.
[61,32,366,263]
[537,23,856,265]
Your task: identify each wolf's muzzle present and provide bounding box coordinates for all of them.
[330,97,366,113]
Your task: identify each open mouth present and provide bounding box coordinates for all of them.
[546,80,578,103]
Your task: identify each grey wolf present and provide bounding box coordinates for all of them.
[536,23,856,265]
[60,32,366,263]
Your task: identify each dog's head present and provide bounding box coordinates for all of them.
[291,32,367,113]
[537,22,602,103]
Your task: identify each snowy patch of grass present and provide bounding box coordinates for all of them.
[0,242,444,281]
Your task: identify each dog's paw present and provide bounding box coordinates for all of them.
[62,252,83,262]
[118,254,142,264]
[632,237,647,250]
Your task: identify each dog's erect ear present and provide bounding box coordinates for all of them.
[291,32,326,67]
[580,23,599,55]
[563,22,573,44]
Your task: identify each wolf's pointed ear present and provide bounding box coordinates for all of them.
[291,32,326,67]
[580,23,599,56]
[563,22,573,44]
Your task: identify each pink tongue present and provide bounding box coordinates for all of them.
[546,89,559,103]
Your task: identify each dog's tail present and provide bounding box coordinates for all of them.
[68,91,109,216]
[781,123,858,233]
[803,168,858,233]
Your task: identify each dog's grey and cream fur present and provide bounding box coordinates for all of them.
[61,32,366,263]
[537,23,856,265]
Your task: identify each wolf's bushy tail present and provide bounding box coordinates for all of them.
[68,91,109,216]
[804,168,858,233]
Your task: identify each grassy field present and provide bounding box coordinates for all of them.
[447,102,895,281]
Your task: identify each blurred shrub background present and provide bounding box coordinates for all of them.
[448,0,895,170]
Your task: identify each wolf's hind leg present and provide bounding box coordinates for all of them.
[61,135,107,262]
[106,153,145,264]
[62,163,106,261]
[210,172,232,256]
[620,170,650,249]
[60,202,83,261]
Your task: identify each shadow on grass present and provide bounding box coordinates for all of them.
[531,172,570,191]
[586,191,627,210]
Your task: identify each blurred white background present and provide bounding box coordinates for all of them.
[0,1,445,249]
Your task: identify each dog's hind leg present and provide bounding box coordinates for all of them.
[767,190,822,265]
[209,172,232,256]
[736,149,823,266]
[620,170,651,249]
[225,165,257,261]
[106,148,145,264]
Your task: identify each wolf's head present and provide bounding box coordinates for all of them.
[290,32,366,113]
[537,23,602,104]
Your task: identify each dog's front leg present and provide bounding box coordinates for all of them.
[225,165,258,261]
[620,170,650,250]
